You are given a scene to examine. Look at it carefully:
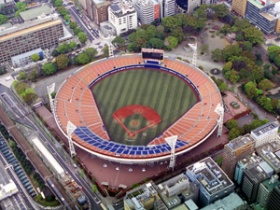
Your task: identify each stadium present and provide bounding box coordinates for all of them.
[54,50,222,164]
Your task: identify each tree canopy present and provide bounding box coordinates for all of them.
[84,48,97,61]
[55,54,69,70]
[75,53,90,65]
[42,62,57,75]
[30,54,40,62]
[78,32,88,44]
[0,14,8,25]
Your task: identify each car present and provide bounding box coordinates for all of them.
[73,163,77,168]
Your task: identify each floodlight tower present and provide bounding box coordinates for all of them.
[46,83,55,113]
[215,103,224,137]
[188,43,197,67]
[108,43,114,57]
[66,121,77,157]
[165,135,178,171]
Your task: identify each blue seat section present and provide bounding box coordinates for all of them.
[74,127,189,156]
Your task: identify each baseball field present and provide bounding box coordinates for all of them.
[91,68,198,146]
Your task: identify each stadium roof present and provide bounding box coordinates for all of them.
[20,5,52,21]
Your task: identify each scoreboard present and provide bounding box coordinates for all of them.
[142,48,164,61]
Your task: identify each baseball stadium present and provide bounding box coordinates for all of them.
[54,50,222,164]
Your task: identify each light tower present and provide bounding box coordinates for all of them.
[165,135,178,171]
[66,121,77,157]
[46,83,55,113]
[215,103,224,137]
[188,43,197,67]
[108,43,114,57]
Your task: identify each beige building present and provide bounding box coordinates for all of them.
[0,18,64,63]
[222,134,255,180]
[231,0,247,17]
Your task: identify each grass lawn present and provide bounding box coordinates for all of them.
[91,69,198,145]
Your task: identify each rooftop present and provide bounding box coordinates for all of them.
[32,137,65,178]
[251,121,279,137]
[238,153,264,169]
[110,0,135,17]
[226,134,254,151]
[124,181,167,210]
[256,141,280,172]
[260,175,280,192]
[20,4,53,21]
[0,17,62,42]
[245,160,273,183]
[186,157,234,196]
[200,192,246,210]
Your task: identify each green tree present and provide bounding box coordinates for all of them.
[221,44,242,62]
[0,14,8,25]
[63,15,70,22]
[54,0,63,7]
[78,32,88,44]
[70,21,78,29]
[84,48,97,61]
[161,16,179,32]
[250,67,264,83]
[31,54,40,62]
[52,49,59,57]
[244,81,258,99]
[103,45,109,57]
[112,36,126,48]
[75,53,90,65]
[257,96,273,112]
[55,54,69,70]
[218,82,228,93]
[57,43,70,54]
[212,49,223,62]
[148,38,165,49]
[226,119,238,130]
[20,88,37,105]
[69,41,77,50]
[15,82,28,95]
[16,2,26,11]
[164,36,178,50]
[212,4,229,18]
[42,62,57,75]
[171,27,184,43]
[74,28,83,35]
[242,27,264,45]
[57,6,68,16]
[216,156,223,166]
[18,71,27,80]
[228,127,243,140]
[258,79,274,91]
[232,19,252,32]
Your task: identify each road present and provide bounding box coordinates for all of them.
[0,86,102,210]
[68,6,97,42]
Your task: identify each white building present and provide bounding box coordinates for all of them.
[0,181,18,201]
[32,137,65,179]
[108,0,138,35]
[251,121,279,147]
[11,48,43,67]
[134,0,160,24]
[163,0,176,17]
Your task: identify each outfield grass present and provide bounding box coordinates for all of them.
[91,69,198,145]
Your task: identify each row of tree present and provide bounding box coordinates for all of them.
[13,81,38,105]
[226,118,268,140]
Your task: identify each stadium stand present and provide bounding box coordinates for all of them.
[54,55,222,163]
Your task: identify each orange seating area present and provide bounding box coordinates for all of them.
[54,55,222,159]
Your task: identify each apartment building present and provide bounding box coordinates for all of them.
[86,0,110,25]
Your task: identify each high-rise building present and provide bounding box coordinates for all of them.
[0,17,64,63]
[222,134,255,180]
[267,184,280,210]
[124,181,167,210]
[86,0,110,25]
[245,0,280,34]
[108,1,138,35]
[241,160,273,203]
[231,0,248,17]
[134,0,160,24]
[234,153,263,185]
[157,173,199,209]
[186,157,234,207]
[255,141,280,173]
[163,0,176,17]
[177,0,200,14]
[257,175,280,209]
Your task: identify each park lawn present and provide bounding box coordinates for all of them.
[91,69,198,145]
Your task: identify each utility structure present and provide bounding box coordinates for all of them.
[66,121,77,157]
[108,43,114,57]
[215,103,224,137]
[165,135,178,171]
[188,43,197,67]
[46,83,55,113]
